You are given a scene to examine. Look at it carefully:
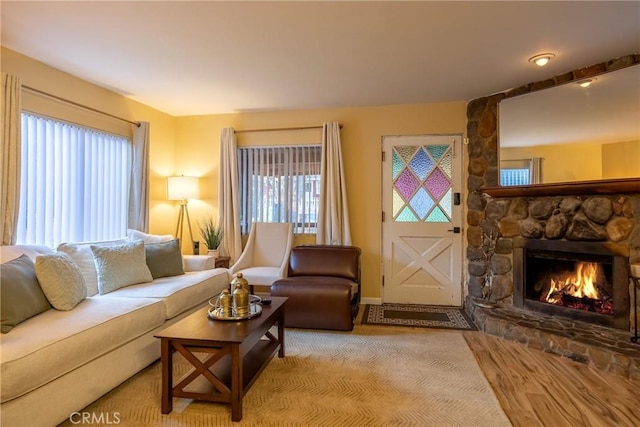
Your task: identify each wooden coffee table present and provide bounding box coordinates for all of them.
[154,296,287,422]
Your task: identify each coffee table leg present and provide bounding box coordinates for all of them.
[231,345,243,421]
[278,308,285,358]
[161,338,173,414]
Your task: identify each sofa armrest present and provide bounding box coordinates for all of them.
[182,255,215,272]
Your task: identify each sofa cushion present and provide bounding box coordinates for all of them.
[127,229,173,244]
[145,239,184,279]
[0,245,55,263]
[0,296,165,403]
[35,252,87,311]
[273,275,358,297]
[106,269,229,319]
[57,238,128,296]
[0,255,51,333]
[91,240,153,295]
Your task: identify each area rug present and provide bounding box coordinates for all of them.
[58,326,507,427]
[362,304,477,331]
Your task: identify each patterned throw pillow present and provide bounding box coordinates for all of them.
[57,238,129,296]
[91,240,153,295]
[35,252,87,311]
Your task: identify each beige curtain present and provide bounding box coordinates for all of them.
[1,73,22,245]
[218,127,242,262]
[128,122,150,231]
[317,121,352,245]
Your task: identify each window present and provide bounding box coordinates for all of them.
[237,145,321,234]
[500,158,543,186]
[16,113,132,247]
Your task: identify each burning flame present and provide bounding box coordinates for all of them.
[544,262,600,304]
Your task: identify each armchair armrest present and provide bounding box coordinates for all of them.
[182,255,215,272]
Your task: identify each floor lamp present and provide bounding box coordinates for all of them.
[167,176,200,254]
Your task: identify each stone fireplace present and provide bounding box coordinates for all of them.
[464,54,640,378]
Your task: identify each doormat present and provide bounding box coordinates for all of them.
[362,304,477,331]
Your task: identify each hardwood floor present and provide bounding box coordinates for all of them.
[463,332,640,427]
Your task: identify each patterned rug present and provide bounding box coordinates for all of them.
[58,325,507,427]
[362,304,477,330]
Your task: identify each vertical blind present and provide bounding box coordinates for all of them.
[17,113,132,247]
[237,145,321,234]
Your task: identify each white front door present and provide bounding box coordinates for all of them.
[381,135,463,306]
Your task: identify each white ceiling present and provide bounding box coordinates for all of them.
[1,1,639,117]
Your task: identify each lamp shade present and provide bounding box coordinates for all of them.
[167,176,200,201]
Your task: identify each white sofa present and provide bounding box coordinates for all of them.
[0,241,231,427]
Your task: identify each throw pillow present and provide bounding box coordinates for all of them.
[91,240,153,294]
[144,239,185,279]
[1,254,51,333]
[57,238,129,296]
[35,252,87,311]
[127,229,174,244]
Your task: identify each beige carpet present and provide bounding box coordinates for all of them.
[59,325,511,427]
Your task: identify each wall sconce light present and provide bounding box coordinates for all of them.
[167,175,200,253]
[528,53,556,67]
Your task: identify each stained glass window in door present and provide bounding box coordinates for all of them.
[391,144,453,223]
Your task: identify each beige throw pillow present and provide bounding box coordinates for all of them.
[91,240,153,294]
[127,229,173,244]
[57,238,129,296]
[35,252,87,311]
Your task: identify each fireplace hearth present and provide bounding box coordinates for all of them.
[513,239,630,330]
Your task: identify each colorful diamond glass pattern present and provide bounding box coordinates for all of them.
[440,151,452,178]
[426,145,448,161]
[426,206,449,222]
[394,168,419,200]
[391,143,453,224]
[425,167,449,200]
[409,187,435,220]
[392,150,404,179]
[408,148,434,181]
[392,189,404,217]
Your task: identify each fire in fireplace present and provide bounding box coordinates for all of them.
[533,260,613,315]
[513,239,629,330]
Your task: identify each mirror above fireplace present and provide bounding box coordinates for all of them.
[481,55,640,197]
[499,63,640,185]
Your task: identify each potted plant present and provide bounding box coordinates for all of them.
[198,217,223,258]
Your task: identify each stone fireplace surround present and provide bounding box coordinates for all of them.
[464,54,640,379]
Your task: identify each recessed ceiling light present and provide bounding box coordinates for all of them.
[576,78,596,88]
[528,53,556,67]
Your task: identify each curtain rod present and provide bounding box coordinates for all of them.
[235,123,342,134]
[22,85,141,127]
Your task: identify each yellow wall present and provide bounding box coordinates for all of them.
[2,47,467,300]
[1,47,177,235]
[175,104,467,299]
[501,142,602,183]
[602,140,640,179]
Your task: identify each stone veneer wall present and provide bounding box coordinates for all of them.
[465,54,640,304]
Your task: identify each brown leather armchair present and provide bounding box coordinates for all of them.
[270,245,361,331]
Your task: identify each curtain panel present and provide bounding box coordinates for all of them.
[1,73,22,245]
[128,122,150,231]
[317,121,352,245]
[218,127,242,262]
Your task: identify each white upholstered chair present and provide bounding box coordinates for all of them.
[228,222,294,292]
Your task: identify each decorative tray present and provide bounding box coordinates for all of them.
[207,303,262,321]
